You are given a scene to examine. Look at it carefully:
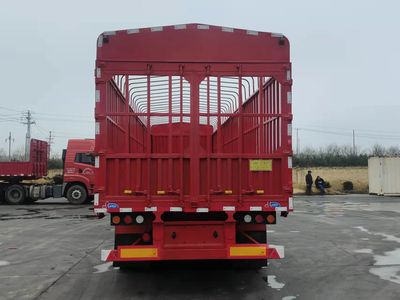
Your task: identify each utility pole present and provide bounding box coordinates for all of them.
[352,129,356,155]
[296,128,300,154]
[5,132,14,161]
[21,110,35,160]
[47,131,53,158]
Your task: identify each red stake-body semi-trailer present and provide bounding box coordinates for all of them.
[95,24,293,266]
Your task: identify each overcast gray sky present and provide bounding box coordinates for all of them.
[0,0,399,156]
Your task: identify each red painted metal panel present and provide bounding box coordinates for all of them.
[63,139,95,195]
[94,23,292,214]
[0,139,48,179]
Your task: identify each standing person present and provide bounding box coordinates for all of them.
[305,170,313,195]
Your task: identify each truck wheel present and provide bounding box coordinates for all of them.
[5,185,26,205]
[66,185,87,204]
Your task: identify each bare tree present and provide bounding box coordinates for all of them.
[11,146,26,161]
[0,148,7,161]
[370,144,386,157]
[386,146,400,156]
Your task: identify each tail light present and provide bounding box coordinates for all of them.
[111,212,155,226]
[243,214,252,223]
[135,215,145,224]
[124,215,133,224]
[255,214,264,224]
[266,214,276,224]
[234,212,277,224]
[112,215,121,225]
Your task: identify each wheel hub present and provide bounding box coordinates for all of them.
[11,190,21,198]
[71,190,82,200]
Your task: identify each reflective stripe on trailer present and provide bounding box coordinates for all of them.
[196,208,209,213]
[94,208,107,214]
[120,248,158,258]
[223,206,235,211]
[268,244,285,258]
[101,249,112,261]
[100,244,284,261]
[94,205,288,214]
[101,248,158,261]
[250,206,262,211]
[145,207,157,212]
[230,246,266,257]
[119,208,132,212]
[170,207,182,212]
[288,197,294,210]
[229,245,285,259]
[275,207,288,212]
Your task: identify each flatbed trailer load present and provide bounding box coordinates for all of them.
[94,24,293,266]
[0,139,48,181]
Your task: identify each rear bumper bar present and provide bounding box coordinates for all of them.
[101,244,284,262]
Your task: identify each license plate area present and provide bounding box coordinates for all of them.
[163,222,225,248]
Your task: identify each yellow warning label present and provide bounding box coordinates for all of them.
[249,159,272,171]
[230,246,267,257]
[120,248,158,258]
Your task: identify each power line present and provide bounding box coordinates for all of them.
[0,118,20,123]
[34,123,49,136]
[33,111,90,119]
[37,116,92,123]
[298,127,400,140]
[297,124,400,137]
[0,106,22,113]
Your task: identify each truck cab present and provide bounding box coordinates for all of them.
[62,139,95,204]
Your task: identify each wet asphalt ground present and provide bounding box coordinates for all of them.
[0,195,399,300]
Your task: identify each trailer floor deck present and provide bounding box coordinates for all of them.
[0,195,399,300]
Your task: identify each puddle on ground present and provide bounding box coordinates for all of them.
[262,275,285,290]
[369,266,400,285]
[354,226,400,243]
[93,262,113,274]
[322,202,346,216]
[344,202,400,214]
[0,261,10,267]
[354,249,373,254]
[374,248,400,266]
[282,297,296,300]
[289,230,300,233]
[305,200,400,217]
[353,226,400,285]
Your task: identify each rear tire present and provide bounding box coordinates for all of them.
[66,185,87,204]
[5,185,26,205]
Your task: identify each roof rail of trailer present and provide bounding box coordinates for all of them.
[96,23,290,64]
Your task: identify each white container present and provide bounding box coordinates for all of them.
[368,157,400,196]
